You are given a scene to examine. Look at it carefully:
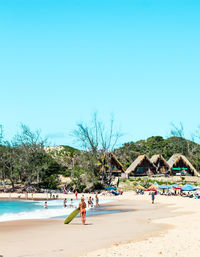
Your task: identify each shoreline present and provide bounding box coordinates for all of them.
[0,192,117,201]
[0,193,178,257]
[0,196,116,223]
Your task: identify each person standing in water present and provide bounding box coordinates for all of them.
[79,197,86,225]
[70,199,73,207]
[88,196,93,208]
[95,193,99,207]
[44,202,47,209]
[64,198,67,207]
[75,191,78,199]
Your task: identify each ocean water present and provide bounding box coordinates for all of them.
[0,199,112,222]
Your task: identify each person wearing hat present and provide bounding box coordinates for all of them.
[79,196,86,225]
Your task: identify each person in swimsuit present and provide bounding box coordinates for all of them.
[95,193,99,207]
[88,196,93,208]
[70,199,73,207]
[79,197,86,225]
[64,198,67,207]
[44,201,47,209]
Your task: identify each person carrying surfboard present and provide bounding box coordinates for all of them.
[79,197,86,225]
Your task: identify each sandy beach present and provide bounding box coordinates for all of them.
[0,192,200,257]
[81,193,200,257]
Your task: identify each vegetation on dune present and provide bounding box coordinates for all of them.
[0,114,122,192]
[0,125,62,192]
[1,120,200,193]
[118,177,200,191]
[114,136,200,170]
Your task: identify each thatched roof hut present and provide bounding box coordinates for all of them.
[109,153,125,175]
[150,154,169,173]
[125,155,156,176]
[134,185,146,190]
[167,154,199,176]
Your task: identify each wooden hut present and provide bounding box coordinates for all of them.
[125,155,156,176]
[150,154,169,174]
[167,154,199,176]
[109,153,125,176]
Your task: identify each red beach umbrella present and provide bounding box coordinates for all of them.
[175,186,182,190]
[146,188,157,192]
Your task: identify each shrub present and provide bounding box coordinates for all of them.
[77,184,86,193]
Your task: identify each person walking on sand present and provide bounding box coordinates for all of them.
[151,192,155,204]
[88,196,93,208]
[79,197,86,225]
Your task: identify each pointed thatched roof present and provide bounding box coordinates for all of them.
[150,154,169,168]
[125,154,156,175]
[110,153,125,173]
[167,154,199,176]
[134,185,146,190]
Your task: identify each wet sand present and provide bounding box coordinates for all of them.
[0,196,175,257]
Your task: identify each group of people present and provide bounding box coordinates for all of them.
[43,193,100,225]
[78,194,99,224]
[63,198,74,207]
[136,189,144,195]
[149,190,200,203]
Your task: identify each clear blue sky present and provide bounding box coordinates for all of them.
[0,0,200,147]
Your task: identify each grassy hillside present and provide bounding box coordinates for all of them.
[61,145,80,154]
[114,136,200,170]
[48,137,200,177]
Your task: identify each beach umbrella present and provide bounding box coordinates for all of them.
[174,186,182,190]
[158,184,170,189]
[111,190,119,195]
[171,184,179,188]
[154,182,159,186]
[184,184,194,187]
[181,185,196,191]
[146,188,157,192]
[149,184,158,189]
[134,185,145,190]
[105,186,117,190]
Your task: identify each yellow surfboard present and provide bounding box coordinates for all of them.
[64,208,80,224]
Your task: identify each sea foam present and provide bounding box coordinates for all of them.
[0,199,110,222]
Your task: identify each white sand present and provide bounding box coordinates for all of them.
[81,193,200,257]
[1,192,200,257]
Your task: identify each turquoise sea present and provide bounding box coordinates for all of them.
[0,199,114,222]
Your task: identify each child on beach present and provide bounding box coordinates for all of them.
[75,191,78,199]
[79,197,86,225]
